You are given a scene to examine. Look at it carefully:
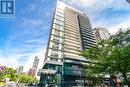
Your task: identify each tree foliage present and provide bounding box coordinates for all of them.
[4,68,17,81]
[81,29,130,86]
[0,67,38,85]
[0,67,17,81]
[18,74,38,85]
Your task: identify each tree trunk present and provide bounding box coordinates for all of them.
[124,77,130,87]
[122,72,130,87]
[118,64,130,86]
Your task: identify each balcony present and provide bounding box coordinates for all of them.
[63,67,85,77]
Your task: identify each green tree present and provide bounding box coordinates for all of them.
[18,74,38,85]
[4,68,17,81]
[0,66,6,81]
[0,67,17,81]
[81,43,112,86]
[81,30,130,86]
[108,45,130,86]
[0,67,38,85]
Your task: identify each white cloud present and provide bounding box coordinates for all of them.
[23,46,46,71]
[0,50,19,68]
[69,0,129,12]
[21,18,44,28]
[2,18,48,71]
[0,45,46,73]
[109,19,130,34]
[0,0,52,74]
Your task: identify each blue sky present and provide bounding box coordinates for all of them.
[0,0,130,71]
[0,0,56,71]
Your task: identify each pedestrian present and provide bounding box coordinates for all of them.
[117,79,122,87]
[110,75,117,87]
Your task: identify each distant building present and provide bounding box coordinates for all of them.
[29,56,39,76]
[16,66,24,74]
[28,68,36,76]
[32,56,39,70]
[93,27,111,42]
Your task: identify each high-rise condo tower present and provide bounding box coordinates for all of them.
[38,1,96,87]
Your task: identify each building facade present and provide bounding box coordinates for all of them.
[16,66,24,74]
[32,56,39,70]
[93,27,111,42]
[39,1,96,87]
[29,56,39,76]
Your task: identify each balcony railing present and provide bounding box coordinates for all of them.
[63,67,85,77]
